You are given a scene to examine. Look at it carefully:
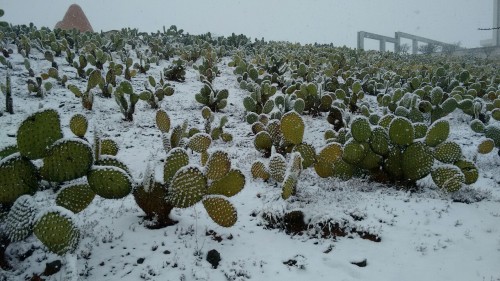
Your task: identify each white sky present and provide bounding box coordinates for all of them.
[2,0,495,50]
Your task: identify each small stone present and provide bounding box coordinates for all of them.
[351,259,367,267]
[163,250,171,255]
[137,257,145,264]
[43,260,62,276]
[206,249,221,269]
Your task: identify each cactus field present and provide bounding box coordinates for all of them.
[0,21,500,281]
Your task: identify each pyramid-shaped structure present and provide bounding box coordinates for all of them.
[55,4,93,32]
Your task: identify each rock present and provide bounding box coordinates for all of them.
[351,258,367,267]
[206,249,221,269]
[55,4,93,32]
[43,260,62,276]
[283,210,307,234]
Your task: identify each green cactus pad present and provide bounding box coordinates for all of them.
[56,184,95,213]
[267,120,282,145]
[477,138,495,154]
[350,116,372,142]
[280,111,304,145]
[156,109,171,133]
[425,120,450,147]
[69,114,88,138]
[454,159,478,184]
[484,125,500,147]
[292,143,316,168]
[431,166,465,192]
[359,149,383,171]
[314,159,334,178]
[413,123,428,139]
[342,140,367,165]
[470,120,485,133]
[402,141,433,181]
[208,169,245,197]
[434,141,462,164]
[289,152,303,177]
[332,158,355,180]
[5,195,38,242]
[95,156,130,175]
[378,114,395,128]
[388,117,414,146]
[317,142,343,165]
[40,139,93,183]
[492,108,500,121]
[34,207,80,255]
[202,197,237,227]
[0,154,39,205]
[133,180,176,228]
[100,139,119,156]
[188,133,212,153]
[170,125,184,148]
[164,148,189,184]
[206,151,231,181]
[269,154,287,183]
[370,126,390,156]
[88,166,132,199]
[169,165,207,208]
[17,109,63,159]
[384,148,403,180]
[281,174,297,200]
[251,161,270,181]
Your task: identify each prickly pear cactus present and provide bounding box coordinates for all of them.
[477,138,495,154]
[292,143,316,169]
[100,138,119,156]
[164,148,189,184]
[0,145,19,160]
[207,169,245,197]
[370,126,390,156]
[425,119,449,147]
[484,125,500,148]
[0,154,39,205]
[188,133,212,153]
[454,159,478,184]
[156,109,171,133]
[56,184,96,214]
[251,161,270,181]
[88,166,132,199]
[342,140,367,165]
[388,117,414,146]
[431,166,464,192]
[269,154,287,182]
[95,156,130,175]
[280,111,304,145]
[168,165,207,208]
[202,197,237,227]
[40,139,93,183]
[402,141,433,181]
[34,207,80,255]
[254,131,273,156]
[281,174,297,200]
[205,151,231,181]
[434,141,462,164]
[350,116,372,143]
[69,114,88,138]
[17,109,63,159]
[4,195,38,242]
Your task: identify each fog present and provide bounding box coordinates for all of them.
[2,0,493,49]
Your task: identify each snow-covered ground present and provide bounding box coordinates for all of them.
[1,44,500,281]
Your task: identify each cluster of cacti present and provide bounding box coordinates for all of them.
[68,69,102,110]
[0,109,132,256]
[164,59,186,82]
[84,43,109,70]
[291,62,314,82]
[140,74,175,109]
[201,107,233,142]
[98,61,123,98]
[195,80,229,112]
[194,44,220,83]
[114,80,140,121]
[243,81,278,123]
[134,148,245,228]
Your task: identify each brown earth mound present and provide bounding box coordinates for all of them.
[54,4,93,32]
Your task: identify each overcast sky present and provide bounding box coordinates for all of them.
[2,0,494,50]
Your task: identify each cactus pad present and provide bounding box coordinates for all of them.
[292,143,316,168]
[332,158,355,180]
[208,169,245,197]
[169,166,207,208]
[0,145,19,160]
[388,117,414,146]
[314,159,334,178]
[351,116,372,142]
[202,197,237,227]
[34,207,80,255]
[40,139,93,183]
[370,126,390,156]
[95,156,130,175]
[470,120,485,133]
[454,159,478,184]
[251,161,270,181]
[156,109,171,133]
[133,180,176,228]
[268,154,286,183]
[17,109,63,159]
[318,142,343,165]
[56,184,95,214]
[88,166,132,199]
[69,114,88,138]
[5,195,38,242]
[477,138,495,154]
[205,151,231,181]
[342,140,367,164]
[280,111,304,145]
[281,174,297,200]
[100,138,119,156]
[0,154,39,205]
[484,125,500,147]
[188,133,212,153]
[413,123,428,139]
[425,120,449,147]
[402,141,433,181]
[164,148,189,184]
[431,166,465,192]
[434,141,462,164]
